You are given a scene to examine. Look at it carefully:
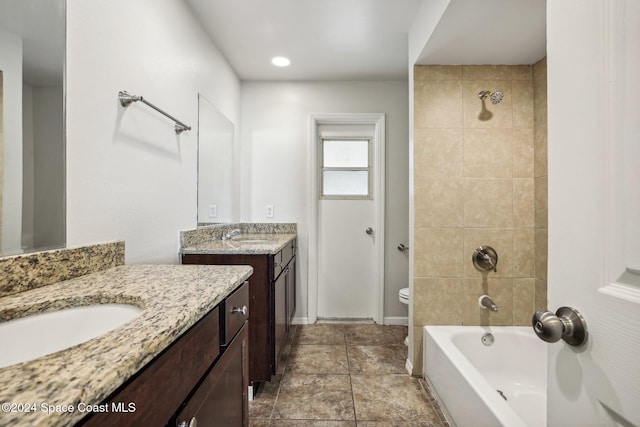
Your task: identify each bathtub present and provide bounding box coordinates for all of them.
[423,326,546,427]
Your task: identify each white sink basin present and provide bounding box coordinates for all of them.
[0,304,142,368]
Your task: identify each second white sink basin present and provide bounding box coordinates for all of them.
[0,304,142,369]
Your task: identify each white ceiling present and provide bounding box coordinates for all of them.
[416,0,547,65]
[186,0,547,82]
[185,0,423,81]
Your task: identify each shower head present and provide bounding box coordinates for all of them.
[478,90,504,105]
[490,91,504,104]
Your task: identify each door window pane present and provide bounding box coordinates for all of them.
[320,138,371,199]
[323,140,369,167]
[322,171,369,196]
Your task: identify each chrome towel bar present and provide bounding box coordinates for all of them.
[118,90,191,135]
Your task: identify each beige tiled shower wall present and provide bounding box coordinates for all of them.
[533,58,548,313]
[412,63,548,374]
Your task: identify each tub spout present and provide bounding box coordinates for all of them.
[479,295,498,312]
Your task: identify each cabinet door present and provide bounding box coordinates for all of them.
[286,258,296,330]
[174,324,249,427]
[273,272,287,372]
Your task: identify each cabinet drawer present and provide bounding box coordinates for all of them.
[272,251,283,278]
[273,239,296,279]
[281,239,295,267]
[221,281,249,346]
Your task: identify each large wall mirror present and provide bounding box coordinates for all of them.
[0,0,65,256]
[197,95,237,225]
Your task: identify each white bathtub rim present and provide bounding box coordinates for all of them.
[424,325,540,427]
[426,326,526,427]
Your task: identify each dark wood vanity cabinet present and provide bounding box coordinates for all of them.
[173,284,250,427]
[181,238,296,385]
[79,282,249,427]
[173,323,248,426]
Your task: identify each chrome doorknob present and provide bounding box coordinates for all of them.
[365,227,373,235]
[532,306,587,346]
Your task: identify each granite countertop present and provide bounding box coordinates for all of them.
[181,233,297,255]
[0,264,253,427]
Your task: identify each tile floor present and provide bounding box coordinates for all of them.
[249,323,449,426]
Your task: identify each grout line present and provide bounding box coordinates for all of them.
[345,333,358,423]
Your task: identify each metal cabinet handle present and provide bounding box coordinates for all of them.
[532,306,587,346]
[397,244,409,252]
[231,306,248,316]
[178,417,197,427]
[366,227,373,235]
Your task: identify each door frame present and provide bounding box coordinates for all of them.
[308,113,386,324]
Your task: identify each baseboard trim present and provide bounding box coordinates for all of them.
[383,316,408,325]
[405,357,413,375]
[293,317,409,326]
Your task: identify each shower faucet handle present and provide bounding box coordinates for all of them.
[472,246,498,273]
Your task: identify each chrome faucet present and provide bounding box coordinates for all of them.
[222,228,242,240]
[479,295,498,312]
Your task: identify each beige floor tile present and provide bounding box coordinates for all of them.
[351,375,439,422]
[389,326,409,344]
[272,421,356,426]
[288,345,349,374]
[357,422,444,427]
[250,401,275,420]
[254,373,282,402]
[348,346,406,374]
[344,324,399,346]
[295,324,346,345]
[251,324,448,427]
[250,419,272,427]
[273,374,355,420]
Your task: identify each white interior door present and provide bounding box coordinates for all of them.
[318,199,376,319]
[316,124,379,320]
[547,1,640,425]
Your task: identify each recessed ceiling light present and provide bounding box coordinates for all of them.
[271,56,291,67]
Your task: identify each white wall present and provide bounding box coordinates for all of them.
[21,84,34,248]
[0,25,23,253]
[66,0,241,263]
[22,84,64,250]
[240,81,409,322]
[33,86,64,248]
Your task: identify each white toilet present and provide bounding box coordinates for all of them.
[399,287,410,305]
[399,287,410,346]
